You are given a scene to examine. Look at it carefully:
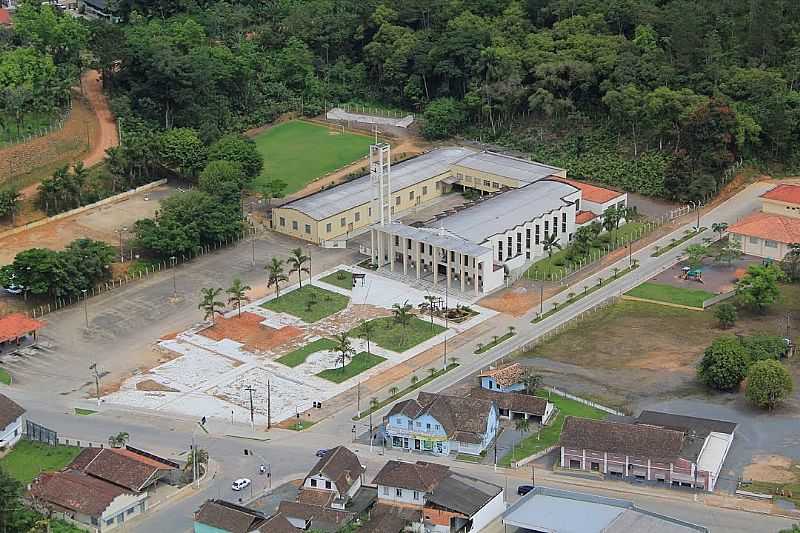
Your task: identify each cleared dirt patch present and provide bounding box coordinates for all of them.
[480,282,563,317]
[136,379,178,392]
[199,312,303,353]
[744,455,799,483]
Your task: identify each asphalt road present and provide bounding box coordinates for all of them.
[1,181,784,532]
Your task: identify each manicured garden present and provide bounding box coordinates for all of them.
[261,285,349,322]
[498,390,608,467]
[277,338,338,367]
[320,270,353,290]
[252,120,373,193]
[527,222,648,279]
[351,316,445,352]
[0,440,81,483]
[626,281,713,308]
[316,352,386,383]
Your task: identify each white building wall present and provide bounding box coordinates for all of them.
[377,484,426,507]
[467,491,506,532]
[731,233,787,261]
[99,492,148,531]
[541,402,555,425]
[0,415,24,449]
[480,377,524,393]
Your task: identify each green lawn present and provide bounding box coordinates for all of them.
[0,368,10,385]
[316,352,386,383]
[499,390,608,467]
[253,121,373,194]
[626,282,714,308]
[351,316,445,352]
[277,338,338,367]
[0,440,81,484]
[320,270,353,290]
[261,285,349,323]
[74,408,97,416]
[287,420,316,431]
[527,222,648,279]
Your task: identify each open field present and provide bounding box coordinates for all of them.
[317,352,386,383]
[277,338,337,367]
[0,440,81,483]
[498,390,607,467]
[261,285,349,323]
[253,121,373,194]
[352,316,445,352]
[517,284,800,410]
[626,282,714,308]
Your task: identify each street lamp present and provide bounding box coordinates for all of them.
[82,289,88,328]
[170,256,177,297]
[116,226,128,263]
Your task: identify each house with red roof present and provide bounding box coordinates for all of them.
[0,314,44,351]
[0,8,12,26]
[729,183,800,260]
[550,177,628,229]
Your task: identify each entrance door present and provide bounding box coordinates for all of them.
[415,439,421,450]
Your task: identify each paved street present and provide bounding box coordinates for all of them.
[0,181,786,532]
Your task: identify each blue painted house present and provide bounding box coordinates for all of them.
[384,392,499,456]
[478,362,526,393]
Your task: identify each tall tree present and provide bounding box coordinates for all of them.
[287,248,310,289]
[198,287,224,324]
[226,278,251,317]
[265,257,288,298]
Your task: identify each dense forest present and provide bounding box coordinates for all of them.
[2,0,800,202]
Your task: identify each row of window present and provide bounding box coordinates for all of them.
[382,485,421,500]
[309,478,332,489]
[749,236,779,248]
[457,172,503,190]
[497,210,570,262]
[393,416,440,431]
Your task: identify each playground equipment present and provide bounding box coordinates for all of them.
[681,266,704,283]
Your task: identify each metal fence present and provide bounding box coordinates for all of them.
[26,420,58,446]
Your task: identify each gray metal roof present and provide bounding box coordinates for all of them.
[280,147,474,221]
[426,473,502,517]
[454,151,564,184]
[502,487,707,533]
[438,180,579,243]
[379,223,492,258]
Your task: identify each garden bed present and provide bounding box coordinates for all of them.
[316,352,386,383]
[261,285,349,322]
[319,270,354,290]
[351,316,445,352]
[277,338,338,367]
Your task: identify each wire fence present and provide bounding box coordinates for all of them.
[0,99,72,148]
[518,295,621,351]
[28,226,257,320]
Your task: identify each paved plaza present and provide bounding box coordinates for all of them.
[104,265,496,424]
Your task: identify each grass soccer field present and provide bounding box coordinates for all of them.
[253,121,373,194]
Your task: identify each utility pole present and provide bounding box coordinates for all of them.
[356,381,361,417]
[89,363,101,405]
[628,241,632,267]
[117,226,128,263]
[267,380,271,430]
[539,284,544,315]
[244,385,255,429]
[170,256,177,297]
[251,231,256,267]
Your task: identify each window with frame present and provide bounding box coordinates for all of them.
[544,220,548,233]
[749,236,760,244]
[311,479,317,487]
[396,488,403,497]
[517,233,522,254]
[507,236,513,256]
[492,181,500,189]
[368,207,372,216]
[535,225,540,245]
[409,191,414,200]
[575,198,580,211]
[355,211,360,222]
[395,196,401,205]
[383,486,390,495]
[765,239,778,248]
[426,423,431,430]
[553,216,558,233]
[326,223,332,232]
[413,491,420,500]
[340,217,346,227]
[292,220,298,230]
[325,480,332,489]
[304,224,311,234]
[484,179,491,187]
[279,217,285,227]
[423,185,428,195]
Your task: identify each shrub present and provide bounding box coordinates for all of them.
[552,257,565,267]
[713,303,737,329]
[741,333,788,361]
[746,360,793,409]
[697,336,750,391]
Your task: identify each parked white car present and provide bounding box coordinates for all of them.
[231,478,251,491]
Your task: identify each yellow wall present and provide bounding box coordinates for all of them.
[762,198,800,219]
[273,172,450,243]
[450,164,567,193]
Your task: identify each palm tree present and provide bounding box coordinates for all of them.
[226,278,251,317]
[198,287,224,324]
[612,267,620,278]
[428,367,436,378]
[449,356,459,367]
[507,325,516,336]
[359,319,375,355]
[542,233,561,258]
[712,222,728,240]
[522,372,543,395]
[71,161,88,206]
[410,375,419,385]
[186,447,209,477]
[332,332,354,371]
[782,243,800,282]
[265,257,288,298]
[108,431,129,448]
[389,386,399,396]
[288,248,310,289]
[392,300,413,344]
[421,294,438,328]
[476,342,484,352]
[370,397,379,410]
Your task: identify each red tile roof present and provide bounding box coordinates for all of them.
[761,184,800,205]
[29,471,130,516]
[550,177,624,204]
[575,210,597,224]
[372,460,450,492]
[478,362,525,387]
[0,314,44,344]
[728,212,800,244]
[0,9,11,26]
[69,447,176,492]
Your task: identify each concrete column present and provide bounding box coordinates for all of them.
[474,259,480,296]
[389,233,394,272]
[604,452,608,474]
[416,242,421,280]
[560,447,565,467]
[376,229,382,268]
[370,229,375,265]
[647,459,651,480]
[581,449,586,470]
[446,250,452,290]
[625,456,629,477]
[460,254,466,293]
[433,246,438,287]
[403,238,409,275]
